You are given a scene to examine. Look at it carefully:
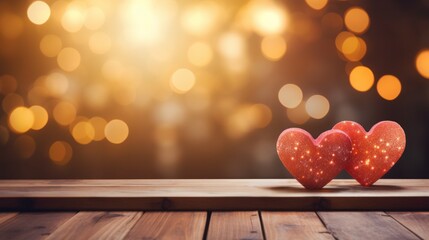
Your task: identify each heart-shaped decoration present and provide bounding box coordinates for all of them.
[276,128,352,189]
[333,121,406,186]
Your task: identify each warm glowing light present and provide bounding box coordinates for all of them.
[44,72,69,97]
[40,34,62,58]
[89,117,107,141]
[335,31,354,52]
[376,75,402,100]
[57,47,81,72]
[344,7,370,34]
[341,36,359,55]
[261,35,287,61]
[305,95,330,119]
[251,1,288,36]
[225,104,272,138]
[305,0,328,10]
[187,42,213,67]
[61,2,86,32]
[181,1,222,37]
[13,135,36,159]
[287,102,310,125]
[49,141,72,165]
[72,121,95,144]
[84,7,105,30]
[278,84,303,108]
[218,32,246,60]
[53,101,77,126]
[349,66,374,92]
[2,93,24,113]
[88,32,111,54]
[170,68,196,94]
[416,50,429,79]
[29,105,48,130]
[342,37,366,62]
[105,119,129,144]
[0,75,18,95]
[27,1,51,25]
[9,107,35,133]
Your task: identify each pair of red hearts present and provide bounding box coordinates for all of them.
[276,121,406,189]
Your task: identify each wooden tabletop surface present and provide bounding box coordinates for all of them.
[0,179,428,210]
[0,179,428,239]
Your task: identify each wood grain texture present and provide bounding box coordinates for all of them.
[388,212,429,239]
[0,179,428,210]
[318,212,419,240]
[125,212,206,240]
[0,213,16,225]
[0,212,75,240]
[207,211,263,240]
[261,212,334,239]
[47,211,141,240]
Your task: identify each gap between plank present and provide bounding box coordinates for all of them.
[383,212,423,240]
[202,211,211,240]
[315,212,338,240]
[258,211,267,240]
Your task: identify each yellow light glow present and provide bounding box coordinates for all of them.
[29,105,48,130]
[278,84,303,108]
[341,36,359,55]
[27,1,51,25]
[0,75,18,94]
[53,101,77,126]
[9,107,35,133]
[251,1,288,36]
[170,68,196,94]
[57,47,81,72]
[84,7,105,30]
[105,119,129,144]
[416,50,429,79]
[349,66,374,92]
[89,117,107,141]
[261,35,287,61]
[287,102,310,125]
[343,37,366,62]
[2,93,24,113]
[335,31,354,52]
[88,32,111,54]
[252,104,272,128]
[188,42,213,67]
[181,1,222,37]
[344,7,370,34]
[49,141,73,165]
[377,75,402,100]
[40,34,62,58]
[45,72,69,96]
[13,135,36,159]
[61,2,86,32]
[305,0,328,10]
[218,32,246,60]
[305,95,330,119]
[72,121,95,144]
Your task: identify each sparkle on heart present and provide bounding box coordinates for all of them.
[276,128,352,189]
[333,120,406,186]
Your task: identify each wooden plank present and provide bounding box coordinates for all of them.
[0,212,75,239]
[207,211,263,240]
[261,212,334,239]
[0,179,428,210]
[388,212,429,239]
[0,213,17,225]
[47,212,142,240]
[125,212,206,240]
[318,212,419,239]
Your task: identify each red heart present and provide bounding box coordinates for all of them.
[276,128,352,189]
[333,121,406,186]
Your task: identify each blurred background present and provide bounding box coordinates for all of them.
[0,0,428,179]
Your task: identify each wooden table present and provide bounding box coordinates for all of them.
[0,179,428,239]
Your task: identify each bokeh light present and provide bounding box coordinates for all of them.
[53,101,77,126]
[170,68,196,94]
[27,1,51,25]
[29,105,48,130]
[250,0,288,36]
[349,66,374,92]
[416,50,429,79]
[278,84,303,108]
[88,32,111,54]
[305,0,328,10]
[40,34,63,58]
[344,7,370,34]
[305,95,330,119]
[105,119,129,144]
[89,117,107,141]
[49,141,73,165]
[376,75,402,100]
[187,42,213,67]
[61,2,86,32]
[57,47,81,72]
[261,35,287,61]
[287,102,310,125]
[9,107,35,133]
[72,121,95,144]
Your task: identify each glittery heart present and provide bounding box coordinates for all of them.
[333,121,406,186]
[276,128,352,189]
